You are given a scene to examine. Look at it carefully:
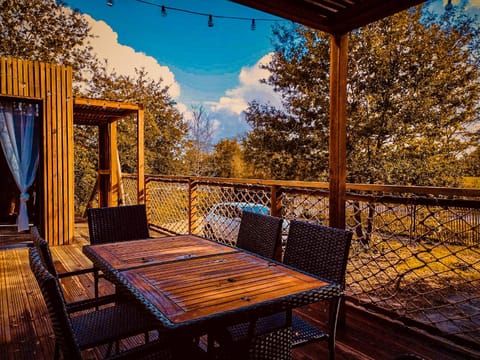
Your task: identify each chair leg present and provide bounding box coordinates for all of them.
[328,296,342,360]
[94,267,99,308]
[54,341,60,360]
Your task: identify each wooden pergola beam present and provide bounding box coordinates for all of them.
[73,97,145,209]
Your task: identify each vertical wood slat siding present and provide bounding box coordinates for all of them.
[66,67,74,245]
[0,57,74,246]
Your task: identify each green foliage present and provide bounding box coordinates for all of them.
[243,24,330,181]
[463,146,480,177]
[212,139,249,178]
[74,125,98,216]
[81,63,188,175]
[243,6,480,187]
[0,0,95,83]
[347,6,479,186]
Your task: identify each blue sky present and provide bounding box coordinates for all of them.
[63,0,285,142]
[63,0,479,142]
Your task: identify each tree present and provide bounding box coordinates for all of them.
[346,5,479,187]
[463,146,480,177]
[181,105,214,176]
[243,25,330,181]
[0,0,95,83]
[212,139,249,178]
[243,6,480,187]
[82,64,188,176]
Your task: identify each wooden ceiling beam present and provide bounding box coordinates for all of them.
[231,0,427,35]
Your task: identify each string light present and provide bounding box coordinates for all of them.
[105,0,282,30]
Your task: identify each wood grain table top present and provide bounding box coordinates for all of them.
[83,235,341,331]
[121,252,331,325]
[83,235,238,270]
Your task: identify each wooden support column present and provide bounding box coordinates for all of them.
[137,107,145,204]
[98,124,110,208]
[98,121,118,208]
[109,121,118,207]
[329,34,348,230]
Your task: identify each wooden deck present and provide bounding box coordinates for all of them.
[1,225,479,360]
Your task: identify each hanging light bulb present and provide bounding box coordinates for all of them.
[208,14,214,27]
[445,0,453,11]
[106,0,113,6]
[161,5,167,17]
[251,19,256,31]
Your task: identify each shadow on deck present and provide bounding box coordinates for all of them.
[0,223,478,360]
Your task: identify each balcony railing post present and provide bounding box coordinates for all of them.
[144,175,150,224]
[189,178,198,235]
[270,185,283,218]
[271,185,284,261]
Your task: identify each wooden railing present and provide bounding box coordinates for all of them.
[123,174,480,349]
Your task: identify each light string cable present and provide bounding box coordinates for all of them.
[107,0,283,29]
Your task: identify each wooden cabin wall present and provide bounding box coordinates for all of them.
[0,57,74,246]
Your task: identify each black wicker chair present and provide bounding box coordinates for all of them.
[31,228,117,312]
[86,204,150,299]
[28,246,168,360]
[282,220,352,359]
[87,204,150,245]
[236,210,283,259]
[207,212,289,359]
[213,220,352,360]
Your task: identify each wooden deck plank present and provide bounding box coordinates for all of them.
[0,249,12,355]
[1,239,479,360]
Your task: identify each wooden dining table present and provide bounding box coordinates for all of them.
[83,234,342,337]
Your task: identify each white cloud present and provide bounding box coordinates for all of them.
[446,0,480,9]
[207,53,282,142]
[212,53,282,115]
[82,14,181,99]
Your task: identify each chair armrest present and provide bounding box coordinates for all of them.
[66,293,117,313]
[58,267,95,278]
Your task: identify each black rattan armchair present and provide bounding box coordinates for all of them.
[212,220,353,360]
[87,204,150,244]
[31,229,116,312]
[236,210,283,259]
[208,211,289,359]
[28,246,167,360]
[282,220,352,359]
[86,204,150,299]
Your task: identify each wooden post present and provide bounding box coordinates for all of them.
[137,107,145,204]
[189,178,198,235]
[98,124,110,208]
[270,185,284,261]
[329,34,348,230]
[109,121,118,207]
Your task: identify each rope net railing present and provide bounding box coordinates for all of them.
[122,174,480,347]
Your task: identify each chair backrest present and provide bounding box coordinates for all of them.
[87,204,150,245]
[31,229,59,278]
[29,247,82,360]
[283,220,352,285]
[236,210,283,259]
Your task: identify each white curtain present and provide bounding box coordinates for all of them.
[0,101,40,232]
